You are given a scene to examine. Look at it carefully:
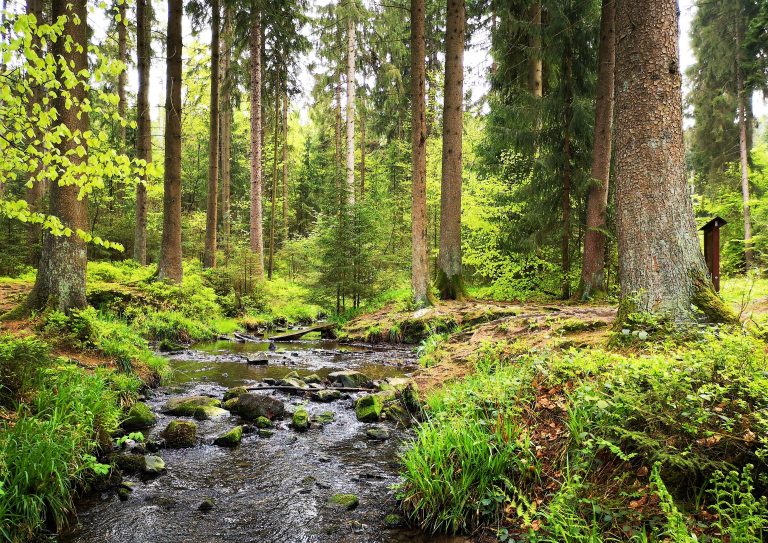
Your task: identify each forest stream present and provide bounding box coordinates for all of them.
[59,339,453,543]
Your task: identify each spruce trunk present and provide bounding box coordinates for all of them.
[203,0,221,269]
[614,0,733,323]
[579,0,614,299]
[134,0,151,265]
[411,0,430,306]
[281,89,289,243]
[220,4,233,259]
[268,76,280,280]
[24,0,89,313]
[437,0,466,300]
[737,65,753,269]
[159,0,183,283]
[249,1,264,277]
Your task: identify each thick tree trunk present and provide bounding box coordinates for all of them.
[345,14,356,205]
[203,0,220,269]
[579,0,614,299]
[528,0,542,98]
[249,1,264,277]
[159,0,183,283]
[614,0,733,323]
[134,0,151,265]
[25,0,45,266]
[24,0,88,313]
[737,65,753,269]
[220,4,233,260]
[117,1,127,151]
[411,0,430,307]
[281,89,289,243]
[268,75,280,280]
[437,0,465,300]
[561,50,573,300]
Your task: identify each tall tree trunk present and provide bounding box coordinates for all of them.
[23,0,88,313]
[614,0,732,323]
[359,106,366,198]
[737,39,753,269]
[134,0,151,265]
[249,0,264,277]
[579,0,614,299]
[25,0,45,266]
[159,0,183,283]
[281,89,289,243]
[268,75,280,280]
[203,0,221,269]
[411,0,430,306]
[117,1,127,150]
[437,0,465,300]
[345,13,356,205]
[335,79,342,196]
[561,49,573,300]
[528,0,542,97]
[220,3,233,260]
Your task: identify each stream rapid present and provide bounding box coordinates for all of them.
[59,339,458,543]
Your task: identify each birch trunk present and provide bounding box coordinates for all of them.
[203,0,220,269]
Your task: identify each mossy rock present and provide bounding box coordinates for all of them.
[328,493,359,510]
[229,393,285,421]
[213,426,243,447]
[292,408,310,431]
[312,411,335,425]
[303,374,322,384]
[258,429,275,438]
[223,386,249,401]
[279,377,309,389]
[328,371,370,388]
[355,394,384,422]
[382,403,411,426]
[365,427,390,440]
[223,397,239,411]
[383,514,402,528]
[160,420,198,448]
[255,416,273,429]
[161,395,221,416]
[193,406,229,421]
[113,453,145,474]
[121,402,157,430]
[310,389,341,402]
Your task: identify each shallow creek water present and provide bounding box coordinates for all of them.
[60,340,460,543]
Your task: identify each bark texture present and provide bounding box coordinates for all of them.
[268,75,280,280]
[345,13,356,205]
[24,0,89,313]
[614,0,732,323]
[561,49,573,300]
[25,0,45,266]
[737,63,753,269]
[220,4,233,259]
[249,1,264,277]
[411,0,430,306]
[134,0,151,265]
[159,0,183,283]
[282,89,289,243]
[117,0,127,151]
[203,0,221,269]
[528,0,542,97]
[437,0,466,300]
[579,0,614,299]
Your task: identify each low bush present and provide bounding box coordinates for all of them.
[0,336,50,407]
[399,330,768,541]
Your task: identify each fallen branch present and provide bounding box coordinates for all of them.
[245,385,375,393]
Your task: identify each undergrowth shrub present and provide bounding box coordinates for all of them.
[0,335,50,407]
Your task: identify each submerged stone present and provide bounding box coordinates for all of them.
[255,416,273,429]
[143,455,166,476]
[355,394,384,422]
[229,393,285,421]
[213,426,243,447]
[161,420,198,448]
[198,497,215,512]
[223,386,249,401]
[328,493,359,510]
[258,429,275,438]
[193,405,229,421]
[161,395,221,416]
[121,402,156,430]
[312,411,335,425]
[310,389,341,403]
[292,408,310,431]
[365,427,391,441]
[328,371,370,388]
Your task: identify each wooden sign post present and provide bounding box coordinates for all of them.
[700,217,727,293]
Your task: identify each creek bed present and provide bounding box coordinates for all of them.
[60,340,451,543]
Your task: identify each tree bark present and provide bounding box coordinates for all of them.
[220,3,233,260]
[359,105,366,198]
[335,78,342,196]
[411,0,430,307]
[203,0,221,269]
[528,0,542,97]
[117,0,127,151]
[159,0,184,283]
[24,0,89,313]
[437,0,466,300]
[249,0,264,277]
[268,74,280,280]
[134,0,151,265]
[614,0,733,323]
[579,0,614,299]
[345,12,356,205]
[737,49,753,269]
[281,88,289,243]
